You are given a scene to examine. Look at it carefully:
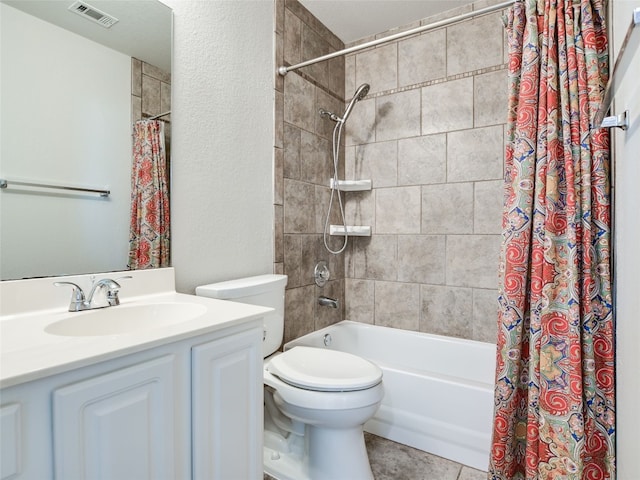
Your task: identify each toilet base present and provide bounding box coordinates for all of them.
[263,423,374,480]
[307,425,373,480]
[264,445,309,480]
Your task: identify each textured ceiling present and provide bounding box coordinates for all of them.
[6,0,481,73]
[2,0,171,71]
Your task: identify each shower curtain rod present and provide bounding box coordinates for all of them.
[278,0,517,76]
[148,111,171,120]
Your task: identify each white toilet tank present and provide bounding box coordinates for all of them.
[195,274,287,357]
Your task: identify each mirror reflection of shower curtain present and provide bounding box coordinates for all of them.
[128,119,170,269]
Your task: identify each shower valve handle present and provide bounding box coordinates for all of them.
[314,261,331,287]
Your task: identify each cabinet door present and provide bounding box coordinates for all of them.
[192,327,263,480]
[0,403,21,480]
[53,355,178,480]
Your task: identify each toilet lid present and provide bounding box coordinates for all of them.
[267,346,382,392]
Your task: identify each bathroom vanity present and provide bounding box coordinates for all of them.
[0,268,269,480]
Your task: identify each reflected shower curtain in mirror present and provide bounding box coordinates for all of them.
[489,0,614,478]
[128,119,170,269]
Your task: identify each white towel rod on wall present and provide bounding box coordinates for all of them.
[278,0,517,76]
[0,179,110,197]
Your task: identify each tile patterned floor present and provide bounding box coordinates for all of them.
[264,432,487,480]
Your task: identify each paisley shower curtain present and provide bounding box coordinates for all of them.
[489,0,614,478]
[128,119,170,269]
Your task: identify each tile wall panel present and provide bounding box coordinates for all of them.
[342,2,507,343]
[446,13,504,76]
[374,281,420,331]
[376,89,422,141]
[274,0,507,344]
[421,77,474,135]
[275,0,346,341]
[397,135,447,186]
[421,183,474,234]
[398,29,446,87]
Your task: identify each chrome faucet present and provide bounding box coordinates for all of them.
[54,276,131,312]
[318,296,339,309]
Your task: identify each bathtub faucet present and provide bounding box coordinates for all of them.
[318,296,339,308]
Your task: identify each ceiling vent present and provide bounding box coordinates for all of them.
[68,1,119,29]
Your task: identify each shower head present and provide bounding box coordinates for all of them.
[354,83,370,101]
[319,84,370,124]
[342,83,370,123]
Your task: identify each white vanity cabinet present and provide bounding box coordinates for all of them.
[192,328,263,479]
[0,403,22,479]
[52,355,182,479]
[0,321,263,480]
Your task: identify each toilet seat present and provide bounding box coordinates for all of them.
[267,346,382,392]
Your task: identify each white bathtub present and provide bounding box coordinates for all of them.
[284,321,496,471]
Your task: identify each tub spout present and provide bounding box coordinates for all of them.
[318,296,339,308]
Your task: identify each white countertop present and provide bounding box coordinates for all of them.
[0,269,272,389]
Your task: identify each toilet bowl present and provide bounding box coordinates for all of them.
[265,346,383,479]
[196,275,383,480]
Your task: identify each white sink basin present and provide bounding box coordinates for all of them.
[45,302,208,337]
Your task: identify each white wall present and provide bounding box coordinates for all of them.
[0,4,131,280]
[161,0,275,294]
[612,1,640,477]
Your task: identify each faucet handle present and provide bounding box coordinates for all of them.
[54,281,86,312]
[106,275,132,306]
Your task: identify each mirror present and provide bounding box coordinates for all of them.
[0,0,172,281]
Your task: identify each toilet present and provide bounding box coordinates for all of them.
[196,274,383,480]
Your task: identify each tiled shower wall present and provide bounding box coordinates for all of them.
[131,58,172,160]
[274,0,508,345]
[342,1,508,343]
[274,0,348,344]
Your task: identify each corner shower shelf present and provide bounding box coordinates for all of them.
[329,179,372,191]
[330,225,371,237]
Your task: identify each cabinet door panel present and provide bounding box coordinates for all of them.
[192,328,262,480]
[53,355,176,480]
[0,403,21,480]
